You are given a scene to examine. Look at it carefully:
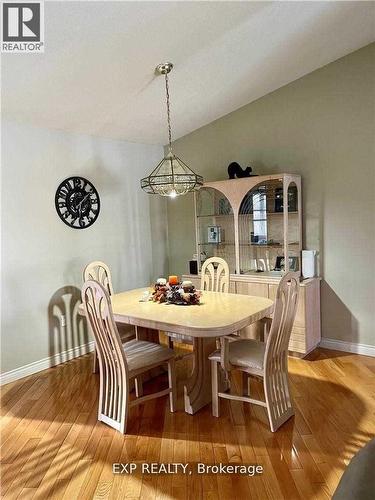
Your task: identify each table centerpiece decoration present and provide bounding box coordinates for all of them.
[151,278,201,305]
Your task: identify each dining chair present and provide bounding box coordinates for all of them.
[81,280,176,434]
[83,260,114,295]
[165,257,230,356]
[200,257,230,293]
[209,272,299,432]
[83,261,135,373]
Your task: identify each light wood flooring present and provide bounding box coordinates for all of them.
[1,347,375,499]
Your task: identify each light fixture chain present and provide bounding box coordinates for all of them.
[165,72,172,150]
[140,62,203,196]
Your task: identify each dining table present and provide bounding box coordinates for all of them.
[86,287,274,415]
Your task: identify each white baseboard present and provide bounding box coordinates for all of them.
[2,337,374,386]
[320,338,375,357]
[0,341,95,386]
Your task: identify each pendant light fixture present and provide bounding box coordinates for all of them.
[141,62,203,197]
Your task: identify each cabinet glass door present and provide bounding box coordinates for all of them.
[238,179,297,276]
[195,187,235,273]
[286,181,300,273]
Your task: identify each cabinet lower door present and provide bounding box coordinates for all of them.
[236,282,269,340]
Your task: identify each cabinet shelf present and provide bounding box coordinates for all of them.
[198,242,235,246]
[199,242,299,248]
[197,212,298,218]
[197,214,233,218]
[239,211,298,216]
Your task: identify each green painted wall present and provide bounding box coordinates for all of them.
[165,43,375,346]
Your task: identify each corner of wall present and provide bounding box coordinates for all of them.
[149,196,170,279]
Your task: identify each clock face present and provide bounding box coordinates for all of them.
[55,177,100,229]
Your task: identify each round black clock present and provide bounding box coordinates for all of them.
[55,176,100,229]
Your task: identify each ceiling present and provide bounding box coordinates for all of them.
[2,1,375,145]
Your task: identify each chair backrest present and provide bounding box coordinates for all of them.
[265,272,300,367]
[201,257,230,293]
[81,280,128,420]
[83,261,114,296]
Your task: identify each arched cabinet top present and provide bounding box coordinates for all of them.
[194,173,302,277]
[195,186,234,217]
[201,174,301,215]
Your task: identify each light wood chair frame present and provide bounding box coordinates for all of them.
[83,260,114,296]
[201,257,236,345]
[200,257,230,293]
[82,280,176,434]
[211,272,300,432]
[83,261,135,373]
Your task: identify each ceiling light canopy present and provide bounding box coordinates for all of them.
[140,62,203,197]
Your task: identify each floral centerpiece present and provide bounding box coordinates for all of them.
[151,277,201,305]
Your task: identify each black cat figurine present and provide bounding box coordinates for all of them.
[227,162,255,179]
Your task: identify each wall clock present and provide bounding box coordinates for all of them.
[55,176,100,229]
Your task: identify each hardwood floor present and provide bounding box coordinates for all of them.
[1,347,375,499]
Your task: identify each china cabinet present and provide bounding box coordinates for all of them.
[184,174,321,357]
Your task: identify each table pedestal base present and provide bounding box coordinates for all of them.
[133,328,228,414]
[184,337,229,415]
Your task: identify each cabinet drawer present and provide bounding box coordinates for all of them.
[294,289,306,328]
[269,284,305,328]
[289,338,306,352]
[185,276,235,293]
[268,284,278,300]
[236,282,268,297]
[291,326,306,339]
[188,277,201,289]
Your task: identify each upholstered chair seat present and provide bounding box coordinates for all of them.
[123,339,175,374]
[209,339,265,373]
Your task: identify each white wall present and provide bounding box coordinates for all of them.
[1,120,165,373]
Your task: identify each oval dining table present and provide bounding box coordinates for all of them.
[83,287,274,415]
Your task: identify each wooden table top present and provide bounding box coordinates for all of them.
[106,288,274,338]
